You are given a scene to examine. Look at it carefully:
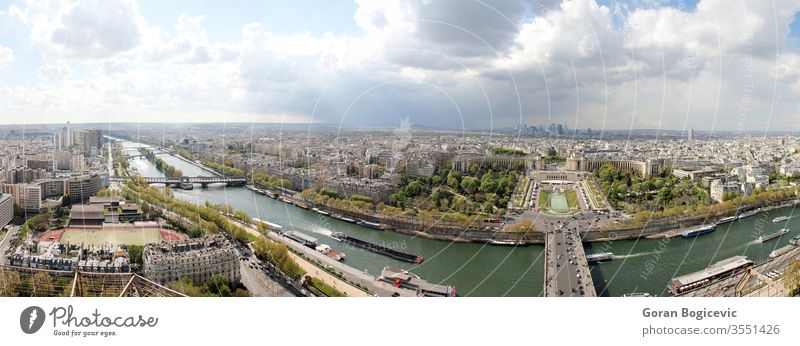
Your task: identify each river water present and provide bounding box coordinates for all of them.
[118,140,800,296]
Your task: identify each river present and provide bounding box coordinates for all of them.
[117,139,800,296]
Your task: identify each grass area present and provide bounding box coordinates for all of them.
[537,190,550,209]
[310,277,345,297]
[243,232,258,243]
[566,190,578,209]
[514,179,532,208]
[60,229,163,246]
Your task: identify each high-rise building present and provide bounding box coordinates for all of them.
[688,128,694,142]
[72,129,102,156]
[67,174,102,204]
[0,193,13,228]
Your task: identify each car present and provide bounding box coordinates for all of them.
[391,292,401,297]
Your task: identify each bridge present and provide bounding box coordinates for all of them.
[127,151,171,159]
[113,176,247,189]
[543,224,597,297]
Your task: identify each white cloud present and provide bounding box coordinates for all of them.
[38,63,73,82]
[4,0,800,130]
[28,0,147,61]
[0,45,13,66]
[8,4,27,23]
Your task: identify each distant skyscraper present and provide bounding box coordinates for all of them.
[687,128,694,142]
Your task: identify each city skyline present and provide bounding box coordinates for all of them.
[2,0,800,131]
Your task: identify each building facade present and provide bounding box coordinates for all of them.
[143,235,240,286]
[0,193,12,228]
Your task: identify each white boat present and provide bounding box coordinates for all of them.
[316,244,345,261]
[716,216,736,225]
[772,216,790,223]
[738,209,760,220]
[586,252,614,263]
[770,245,795,258]
[790,235,800,246]
[312,207,330,216]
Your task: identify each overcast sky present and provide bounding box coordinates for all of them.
[1,0,800,132]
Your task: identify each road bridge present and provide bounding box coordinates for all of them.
[543,225,597,297]
[112,176,247,189]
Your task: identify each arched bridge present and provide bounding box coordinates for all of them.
[114,176,247,189]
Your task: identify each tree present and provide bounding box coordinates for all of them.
[0,269,21,296]
[460,177,480,194]
[127,245,144,265]
[31,272,54,297]
[405,181,422,197]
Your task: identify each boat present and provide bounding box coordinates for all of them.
[772,216,790,223]
[315,244,345,261]
[790,235,800,246]
[295,202,310,210]
[680,224,716,238]
[738,209,760,220]
[284,231,318,248]
[488,239,527,246]
[357,220,384,230]
[770,245,796,258]
[757,229,790,243]
[667,256,753,295]
[586,252,614,263]
[715,216,736,225]
[331,232,423,264]
[339,216,356,223]
[622,293,652,297]
[253,218,283,232]
[378,267,456,297]
[312,207,330,216]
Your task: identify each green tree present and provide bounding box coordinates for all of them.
[460,176,480,194]
[127,245,144,265]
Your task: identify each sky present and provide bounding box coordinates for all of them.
[1,0,800,132]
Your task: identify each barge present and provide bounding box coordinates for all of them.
[668,256,753,295]
[757,229,790,243]
[331,232,423,264]
[284,231,318,248]
[357,220,384,230]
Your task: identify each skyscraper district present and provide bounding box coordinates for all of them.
[1,1,799,345]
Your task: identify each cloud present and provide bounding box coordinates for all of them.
[4,0,800,131]
[0,45,13,66]
[38,63,73,82]
[29,0,147,61]
[8,4,27,23]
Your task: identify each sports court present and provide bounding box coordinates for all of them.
[39,226,187,246]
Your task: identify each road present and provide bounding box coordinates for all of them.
[226,216,417,297]
[0,226,18,265]
[544,222,597,297]
[237,246,294,297]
